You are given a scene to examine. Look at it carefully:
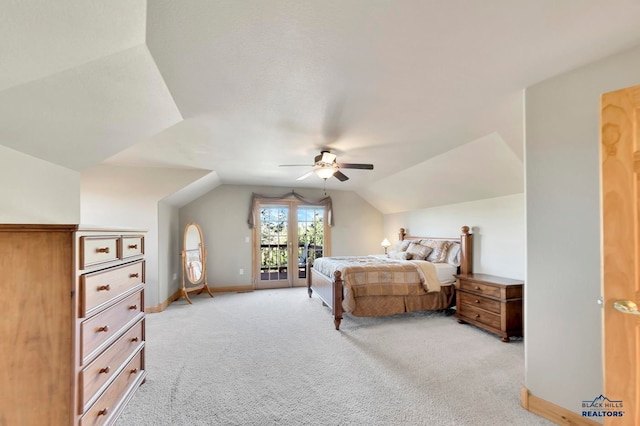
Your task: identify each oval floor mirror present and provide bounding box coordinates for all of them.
[179,222,214,304]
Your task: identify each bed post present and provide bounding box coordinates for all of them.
[398,227,406,241]
[333,270,343,330]
[460,226,472,274]
[307,258,313,298]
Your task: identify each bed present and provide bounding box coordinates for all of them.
[307,226,472,329]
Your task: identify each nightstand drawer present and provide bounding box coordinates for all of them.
[459,292,501,314]
[459,280,501,298]
[458,303,501,329]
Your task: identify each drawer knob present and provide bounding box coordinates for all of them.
[475,314,480,318]
[96,325,109,333]
[98,408,108,416]
[96,247,110,254]
[128,244,138,249]
[129,305,138,310]
[129,273,139,278]
[474,286,481,290]
[97,284,110,291]
[474,299,480,303]
[131,337,139,342]
[130,368,139,375]
[99,366,110,374]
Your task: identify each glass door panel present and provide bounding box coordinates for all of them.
[256,205,290,289]
[295,206,325,285]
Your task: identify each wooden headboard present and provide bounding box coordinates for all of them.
[398,226,472,275]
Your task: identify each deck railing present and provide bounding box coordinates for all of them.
[259,243,323,279]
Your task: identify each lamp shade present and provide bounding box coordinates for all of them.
[380,238,391,248]
[315,166,337,180]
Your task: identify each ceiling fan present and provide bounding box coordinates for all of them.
[279,150,374,182]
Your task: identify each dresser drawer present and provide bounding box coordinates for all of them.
[459,279,501,298]
[81,291,143,364]
[80,236,120,269]
[81,261,144,317]
[121,236,144,259]
[457,303,501,330]
[458,291,501,314]
[80,350,144,426]
[79,320,144,411]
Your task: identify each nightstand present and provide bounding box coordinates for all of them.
[454,273,523,342]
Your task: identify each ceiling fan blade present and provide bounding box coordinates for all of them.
[334,170,349,182]
[337,163,374,170]
[279,164,313,167]
[296,171,314,181]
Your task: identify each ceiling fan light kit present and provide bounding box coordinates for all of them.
[280,150,373,182]
[315,164,338,180]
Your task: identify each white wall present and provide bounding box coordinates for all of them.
[158,201,181,304]
[0,145,80,224]
[80,164,211,309]
[525,43,640,416]
[179,184,384,289]
[384,194,525,280]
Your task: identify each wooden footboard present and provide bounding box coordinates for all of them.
[308,260,344,330]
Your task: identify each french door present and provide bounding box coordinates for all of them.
[253,202,328,289]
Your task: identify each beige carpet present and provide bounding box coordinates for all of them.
[117,288,552,426]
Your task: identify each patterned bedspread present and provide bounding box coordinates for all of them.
[312,256,445,313]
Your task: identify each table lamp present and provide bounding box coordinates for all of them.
[381,238,391,255]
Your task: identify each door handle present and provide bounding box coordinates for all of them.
[613,299,640,315]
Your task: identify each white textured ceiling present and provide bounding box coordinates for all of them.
[3,1,640,212]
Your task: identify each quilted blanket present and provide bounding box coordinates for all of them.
[313,256,443,312]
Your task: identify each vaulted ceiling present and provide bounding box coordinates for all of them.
[3,1,640,213]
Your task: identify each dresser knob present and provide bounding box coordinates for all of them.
[474,299,480,303]
[98,408,108,416]
[131,337,139,342]
[129,305,138,310]
[474,286,481,290]
[96,247,110,254]
[130,368,139,375]
[128,244,138,249]
[475,314,480,318]
[97,284,110,291]
[96,325,109,333]
[99,366,110,374]
[129,273,139,278]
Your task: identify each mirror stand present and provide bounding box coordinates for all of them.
[179,250,214,304]
[178,222,214,304]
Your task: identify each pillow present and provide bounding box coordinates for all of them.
[390,239,411,252]
[420,239,452,263]
[446,242,461,266]
[389,250,410,260]
[406,242,433,260]
[388,239,411,256]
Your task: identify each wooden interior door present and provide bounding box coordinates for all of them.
[601,85,640,425]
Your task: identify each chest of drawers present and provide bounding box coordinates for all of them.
[0,225,146,426]
[454,273,523,342]
[76,228,147,425]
